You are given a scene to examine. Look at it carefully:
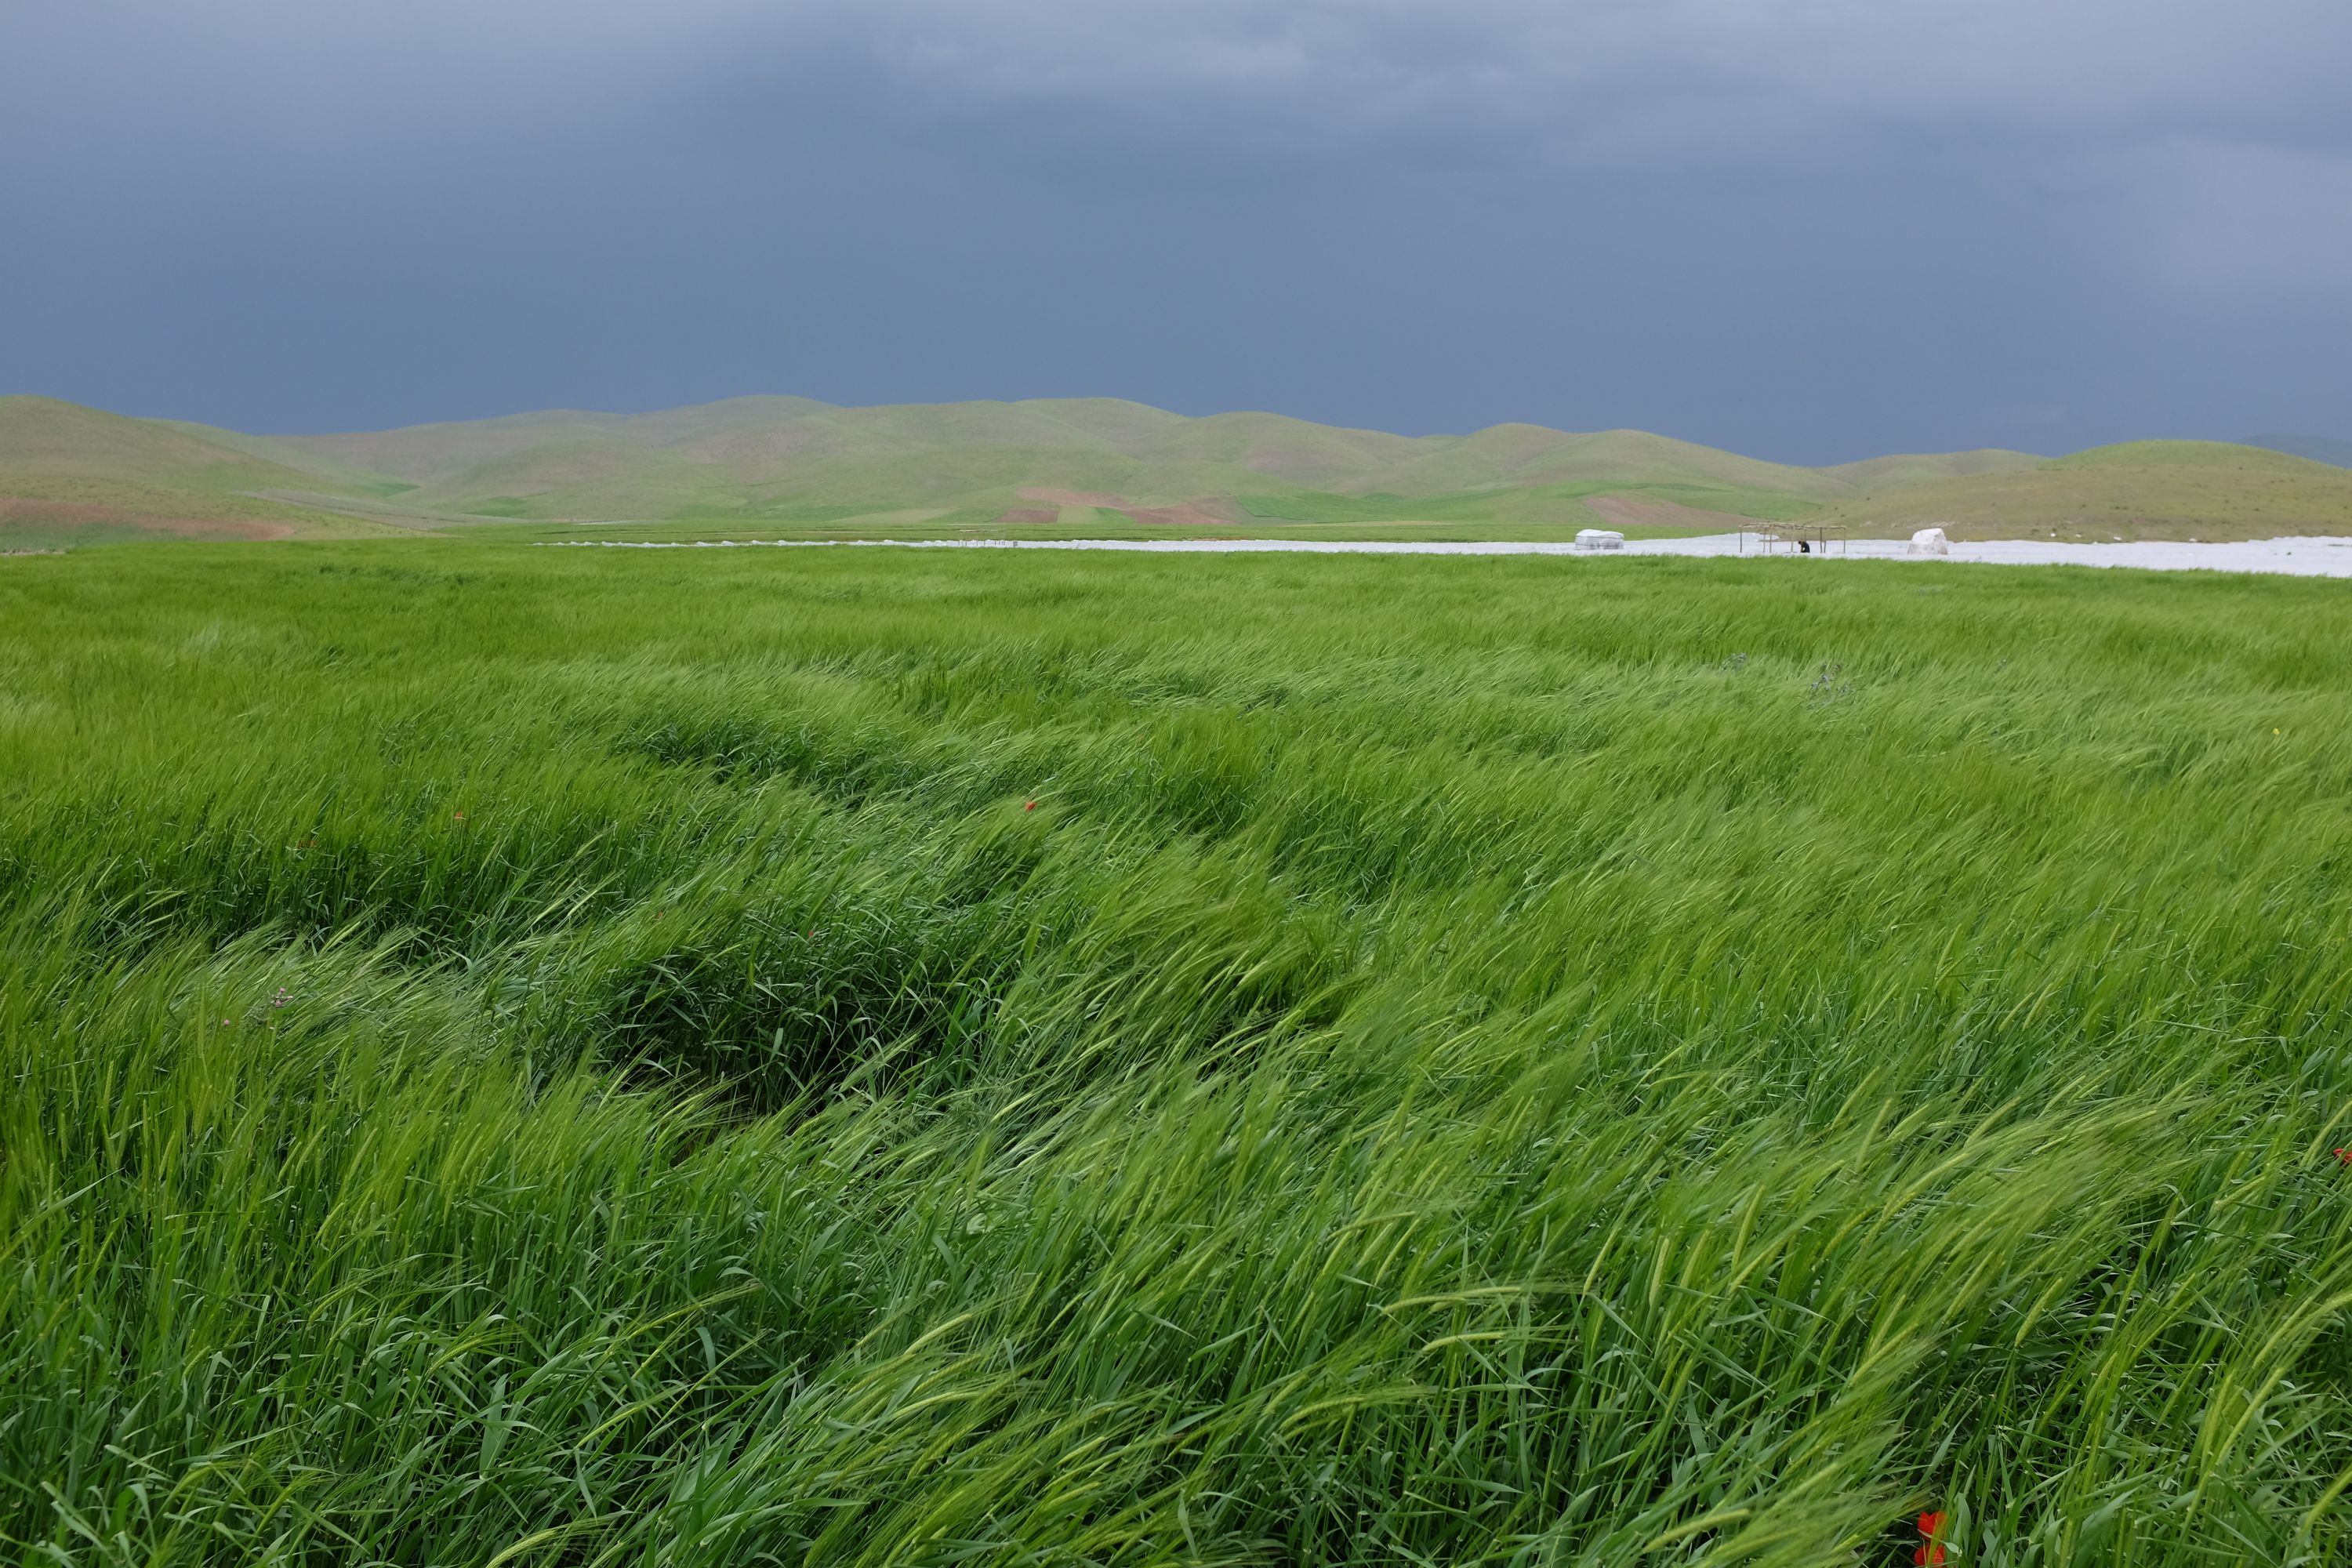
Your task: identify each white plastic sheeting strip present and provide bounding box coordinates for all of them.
[535,533,2352,578]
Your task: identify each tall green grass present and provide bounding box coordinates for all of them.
[2,543,2349,1565]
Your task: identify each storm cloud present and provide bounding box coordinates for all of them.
[4,0,2347,459]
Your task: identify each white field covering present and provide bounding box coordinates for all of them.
[548,535,2352,578]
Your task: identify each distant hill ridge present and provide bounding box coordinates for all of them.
[240,394,2053,524]
[6,392,2352,542]
[267,395,2035,500]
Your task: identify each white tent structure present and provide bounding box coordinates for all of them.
[1908,527,1951,556]
[1575,529,1625,551]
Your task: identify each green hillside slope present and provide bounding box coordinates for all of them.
[1818,441,2352,541]
[2243,432,2352,470]
[0,397,405,541]
[1370,426,1847,499]
[147,418,416,495]
[2045,440,2336,473]
[0,396,314,485]
[1818,449,2044,489]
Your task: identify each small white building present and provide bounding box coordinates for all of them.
[1575,528,1625,551]
[1907,526,1951,556]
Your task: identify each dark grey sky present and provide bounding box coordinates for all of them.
[5,1,2348,463]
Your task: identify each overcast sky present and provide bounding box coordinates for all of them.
[4,1,2348,461]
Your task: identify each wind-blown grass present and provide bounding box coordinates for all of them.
[2,542,2349,1565]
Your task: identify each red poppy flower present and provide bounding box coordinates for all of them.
[1913,1548,1946,1566]
[2336,1149,2351,1164]
[1918,1513,1947,1537]
[1025,800,1037,811]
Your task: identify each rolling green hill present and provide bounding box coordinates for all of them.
[2045,439,2332,473]
[10,392,2352,544]
[1815,440,2352,542]
[1817,449,2044,489]
[0,397,405,542]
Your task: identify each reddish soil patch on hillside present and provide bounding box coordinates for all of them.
[993,509,1062,526]
[1017,488,1126,507]
[1584,494,1759,534]
[1001,490,1243,531]
[0,497,292,539]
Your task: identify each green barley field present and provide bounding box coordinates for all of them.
[4,543,2350,1566]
